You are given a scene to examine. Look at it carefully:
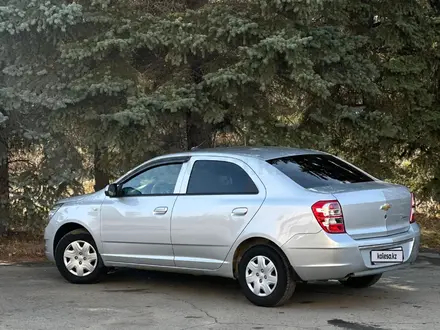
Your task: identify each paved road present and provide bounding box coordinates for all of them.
[1,254,439,330]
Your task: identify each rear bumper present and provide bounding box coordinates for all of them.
[282,223,420,281]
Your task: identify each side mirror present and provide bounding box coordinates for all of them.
[105,183,119,198]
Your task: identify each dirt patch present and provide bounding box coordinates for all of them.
[417,213,440,252]
[0,232,46,263]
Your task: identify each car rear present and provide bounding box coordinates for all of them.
[267,153,420,281]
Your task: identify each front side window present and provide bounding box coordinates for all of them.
[187,160,258,195]
[121,163,183,196]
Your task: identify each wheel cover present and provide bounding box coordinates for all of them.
[63,240,98,277]
[245,255,278,297]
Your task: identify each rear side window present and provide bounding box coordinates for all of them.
[267,154,373,189]
[187,160,259,194]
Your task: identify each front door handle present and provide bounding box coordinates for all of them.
[153,206,168,215]
[232,207,248,216]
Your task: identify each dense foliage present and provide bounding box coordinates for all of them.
[0,0,439,234]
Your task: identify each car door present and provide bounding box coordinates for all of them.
[100,160,188,267]
[171,156,266,270]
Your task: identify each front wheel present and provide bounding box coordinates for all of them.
[55,229,106,284]
[238,245,296,307]
[339,274,382,288]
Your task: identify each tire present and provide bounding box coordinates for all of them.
[55,229,106,284]
[339,274,382,288]
[238,245,296,307]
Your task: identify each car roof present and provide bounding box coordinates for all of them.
[158,146,324,161]
[114,146,326,184]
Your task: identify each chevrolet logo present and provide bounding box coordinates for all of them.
[380,203,392,211]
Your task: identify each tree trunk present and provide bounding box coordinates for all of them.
[93,145,109,192]
[186,59,212,149]
[186,0,207,10]
[0,136,9,236]
[185,0,212,150]
[186,111,213,150]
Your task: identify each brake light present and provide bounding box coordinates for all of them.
[311,200,345,233]
[410,193,416,223]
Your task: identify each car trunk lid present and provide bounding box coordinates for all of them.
[311,182,411,239]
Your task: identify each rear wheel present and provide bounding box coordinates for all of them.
[339,274,382,288]
[55,229,106,284]
[238,245,296,307]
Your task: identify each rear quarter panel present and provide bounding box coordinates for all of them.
[222,158,331,264]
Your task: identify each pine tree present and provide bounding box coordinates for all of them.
[1,0,439,232]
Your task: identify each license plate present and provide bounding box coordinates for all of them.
[371,249,404,264]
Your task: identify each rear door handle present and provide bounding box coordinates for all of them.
[232,207,248,216]
[153,206,168,215]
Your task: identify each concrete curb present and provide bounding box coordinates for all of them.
[0,260,53,267]
[420,247,440,255]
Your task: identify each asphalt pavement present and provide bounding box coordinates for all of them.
[1,253,439,330]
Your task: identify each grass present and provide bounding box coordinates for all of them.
[1,213,439,263]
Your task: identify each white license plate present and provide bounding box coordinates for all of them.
[371,249,404,264]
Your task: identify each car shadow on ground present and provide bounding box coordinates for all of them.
[95,267,421,309]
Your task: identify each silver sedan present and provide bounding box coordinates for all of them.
[44,147,420,307]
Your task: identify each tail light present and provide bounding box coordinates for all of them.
[410,193,416,223]
[312,200,345,233]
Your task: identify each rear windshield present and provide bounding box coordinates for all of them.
[267,154,373,189]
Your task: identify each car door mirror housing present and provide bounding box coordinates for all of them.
[105,183,119,198]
